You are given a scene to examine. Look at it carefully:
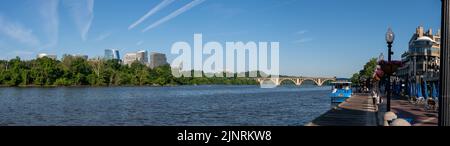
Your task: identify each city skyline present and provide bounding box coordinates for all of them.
[0,0,441,78]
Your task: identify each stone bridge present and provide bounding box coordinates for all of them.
[255,77,337,86]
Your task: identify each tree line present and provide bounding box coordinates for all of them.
[350,58,378,86]
[0,56,258,87]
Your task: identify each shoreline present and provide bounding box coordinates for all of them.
[0,84,260,88]
[0,84,331,88]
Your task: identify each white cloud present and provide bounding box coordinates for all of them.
[136,41,144,46]
[0,15,41,46]
[294,30,312,44]
[95,32,112,41]
[129,0,175,30]
[38,0,59,49]
[142,0,205,32]
[0,0,60,51]
[296,30,308,35]
[64,0,95,41]
[293,38,313,44]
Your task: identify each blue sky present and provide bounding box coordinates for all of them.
[0,0,441,77]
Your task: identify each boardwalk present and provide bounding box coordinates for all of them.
[306,93,378,126]
[390,99,438,126]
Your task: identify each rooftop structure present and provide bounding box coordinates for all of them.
[397,26,440,83]
[36,53,57,60]
[149,52,168,68]
[123,50,149,66]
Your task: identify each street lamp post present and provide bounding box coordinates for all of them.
[440,0,450,126]
[385,28,395,112]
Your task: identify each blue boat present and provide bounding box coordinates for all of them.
[330,80,352,104]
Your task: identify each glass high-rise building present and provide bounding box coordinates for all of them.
[136,50,149,64]
[104,49,120,60]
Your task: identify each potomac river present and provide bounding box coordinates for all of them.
[0,85,331,126]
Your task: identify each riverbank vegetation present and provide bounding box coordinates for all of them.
[0,56,258,87]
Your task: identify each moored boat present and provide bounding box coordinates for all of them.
[330,80,352,106]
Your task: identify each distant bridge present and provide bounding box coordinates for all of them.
[255,76,337,86]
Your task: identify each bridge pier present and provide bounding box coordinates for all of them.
[295,79,302,86]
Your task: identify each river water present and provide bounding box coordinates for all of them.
[0,85,331,126]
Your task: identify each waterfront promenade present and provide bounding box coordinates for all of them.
[378,95,438,126]
[306,92,438,126]
[306,93,378,126]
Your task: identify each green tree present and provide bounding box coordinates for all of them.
[61,56,92,85]
[350,73,360,85]
[5,57,25,86]
[0,56,262,87]
[30,57,62,85]
[350,57,377,87]
[359,58,377,79]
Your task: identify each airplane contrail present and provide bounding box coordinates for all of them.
[128,0,175,30]
[142,0,205,32]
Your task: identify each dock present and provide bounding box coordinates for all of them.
[306,93,379,126]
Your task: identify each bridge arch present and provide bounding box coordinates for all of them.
[255,77,336,87]
[299,78,320,86]
[257,78,279,86]
[318,78,336,86]
[278,78,297,85]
